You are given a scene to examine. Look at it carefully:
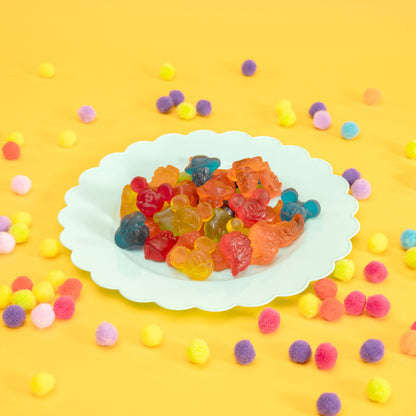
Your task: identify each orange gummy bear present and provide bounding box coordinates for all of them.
[149,165,180,188]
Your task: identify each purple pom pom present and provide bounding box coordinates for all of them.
[196,100,212,116]
[241,59,257,76]
[309,102,327,117]
[316,393,342,416]
[2,305,26,328]
[360,339,385,363]
[342,168,361,186]
[95,321,119,346]
[0,216,12,232]
[77,105,96,123]
[156,96,174,114]
[289,340,312,364]
[169,90,184,106]
[234,339,256,365]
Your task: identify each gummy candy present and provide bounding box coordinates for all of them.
[130,176,148,193]
[177,171,192,182]
[258,167,282,198]
[185,155,221,175]
[165,231,201,266]
[196,202,214,222]
[158,183,174,202]
[144,217,161,237]
[274,213,304,247]
[192,167,213,187]
[211,243,230,271]
[184,250,214,280]
[197,177,235,208]
[228,192,268,227]
[115,212,149,249]
[173,181,199,206]
[149,165,179,188]
[204,208,233,242]
[144,230,178,262]
[280,202,307,221]
[120,184,138,218]
[153,207,175,232]
[249,221,281,265]
[280,188,321,221]
[219,231,253,276]
[194,236,216,253]
[171,195,202,235]
[136,188,164,217]
[234,166,259,197]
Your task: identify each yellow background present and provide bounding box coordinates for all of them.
[1,0,416,414]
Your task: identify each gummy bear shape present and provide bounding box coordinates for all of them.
[185,155,221,175]
[204,208,233,242]
[219,231,253,276]
[197,176,235,208]
[280,188,321,221]
[115,212,150,250]
[149,165,180,188]
[144,230,178,262]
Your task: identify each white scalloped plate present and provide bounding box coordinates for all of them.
[58,131,359,311]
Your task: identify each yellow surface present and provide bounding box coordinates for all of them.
[1,0,416,414]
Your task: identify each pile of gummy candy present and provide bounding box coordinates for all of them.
[114,155,321,280]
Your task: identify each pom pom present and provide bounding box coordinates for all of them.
[11,211,32,226]
[289,340,312,364]
[187,338,210,365]
[38,62,55,78]
[313,111,332,130]
[363,88,382,105]
[11,175,32,195]
[342,168,361,186]
[156,96,174,114]
[95,321,118,346]
[360,339,385,363]
[405,140,416,159]
[309,102,327,117]
[332,259,355,281]
[31,303,55,329]
[314,278,337,300]
[11,289,36,311]
[33,281,55,303]
[6,131,24,146]
[368,233,388,254]
[58,130,77,148]
[405,247,416,269]
[341,121,360,140]
[351,178,371,200]
[53,295,75,320]
[400,229,416,250]
[177,102,196,120]
[11,276,33,292]
[400,330,416,355]
[275,99,292,114]
[30,372,55,397]
[77,105,96,123]
[258,307,280,334]
[315,342,338,370]
[169,90,184,106]
[58,278,83,300]
[344,291,367,315]
[160,62,175,80]
[9,223,29,244]
[366,294,391,318]
[234,339,256,365]
[0,232,16,254]
[278,110,296,127]
[196,99,212,116]
[411,321,416,330]
[40,238,60,258]
[298,293,321,318]
[319,298,344,322]
[0,216,12,232]
[241,59,257,76]
[367,377,391,403]
[363,261,388,283]
[2,141,21,160]
[141,323,163,347]
[46,270,66,290]
[2,304,25,328]
[316,392,341,416]
[0,285,12,309]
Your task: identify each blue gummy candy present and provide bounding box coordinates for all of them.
[115,212,149,249]
[304,200,321,219]
[192,166,213,187]
[400,229,416,250]
[281,188,298,204]
[280,202,307,221]
[185,155,221,175]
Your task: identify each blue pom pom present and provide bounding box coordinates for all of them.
[341,121,360,140]
[400,229,416,250]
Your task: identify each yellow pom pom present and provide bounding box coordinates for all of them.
[368,233,388,254]
[405,247,416,269]
[58,130,77,148]
[187,338,210,365]
[405,140,416,159]
[141,323,163,347]
[11,211,32,227]
[160,62,175,81]
[7,132,24,146]
[177,102,196,120]
[39,62,55,78]
[40,238,60,258]
[275,99,292,115]
[11,289,36,311]
[46,270,66,290]
[278,110,296,127]
[32,281,55,303]
[367,377,391,403]
[0,285,12,309]
[298,293,321,318]
[9,223,30,244]
[30,372,55,397]
[332,259,355,281]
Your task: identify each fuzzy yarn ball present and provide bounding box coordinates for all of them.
[313,111,332,130]
[7,131,24,146]
[332,259,355,281]
[316,392,341,416]
[0,232,16,254]
[156,96,174,114]
[169,90,184,106]
[314,278,338,300]
[11,212,32,227]
[241,59,257,76]
[344,291,367,316]
[141,323,163,347]
[11,289,36,311]
[77,105,96,123]
[368,233,388,254]
[275,99,292,114]
[177,102,196,120]
[2,141,21,160]
[58,278,83,300]
[39,62,55,78]
[351,178,371,200]
[400,330,416,355]
[342,168,361,186]
[341,121,360,140]
[2,304,26,328]
[46,270,66,290]
[30,372,55,396]
[95,321,119,346]
[315,343,338,370]
[58,130,77,148]
[40,238,60,258]
[289,340,312,364]
[363,261,388,283]
[0,216,12,232]
[319,298,344,322]
[31,303,55,329]
[11,175,32,195]
[33,282,55,303]
[363,88,382,105]
[367,377,391,403]
[298,293,321,318]
[11,276,33,292]
[196,99,212,116]
[53,295,75,320]
[400,229,416,250]
[360,339,385,363]
[9,223,29,244]
[308,102,327,117]
[160,62,175,80]
[0,285,12,309]
[405,140,416,159]
[405,247,416,269]
[366,294,391,318]
[411,321,416,330]
[278,110,296,127]
[258,307,280,334]
[234,339,256,365]
[187,338,210,365]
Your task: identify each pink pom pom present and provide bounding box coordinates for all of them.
[0,232,16,254]
[11,175,32,195]
[411,321,416,330]
[363,261,388,283]
[366,294,390,318]
[258,307,280,334]
[315,342,338,370]
[53,295,75,320]
[344,291,367,316]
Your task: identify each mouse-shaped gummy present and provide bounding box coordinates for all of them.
[185,155,221,175]
[136,188,164,217]
[149,165,179,188]
[204,208,233,242]
[219,231,253,276]
[191,166,212,187]
[144,230,178,262]
[115,212,150,249]
[197,175,235,208]
[280,188,321,221]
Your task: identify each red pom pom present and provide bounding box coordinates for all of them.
[58,278,83,300]
[344,291,366,316]
[366,294,390,318]
[53,295,75,319]
[363,261,388,283]
[319,298,344,321]
[11,276,33,292]
[411,321,416,330]
[258,307,280,333]
[2,142,21,160]
[315,342,338,370]
[314,278,337,300]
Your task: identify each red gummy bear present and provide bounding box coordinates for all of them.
[144,230,178,262]
[219,231,253,276]
[136,188,164,217]
[228,190,269,228]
